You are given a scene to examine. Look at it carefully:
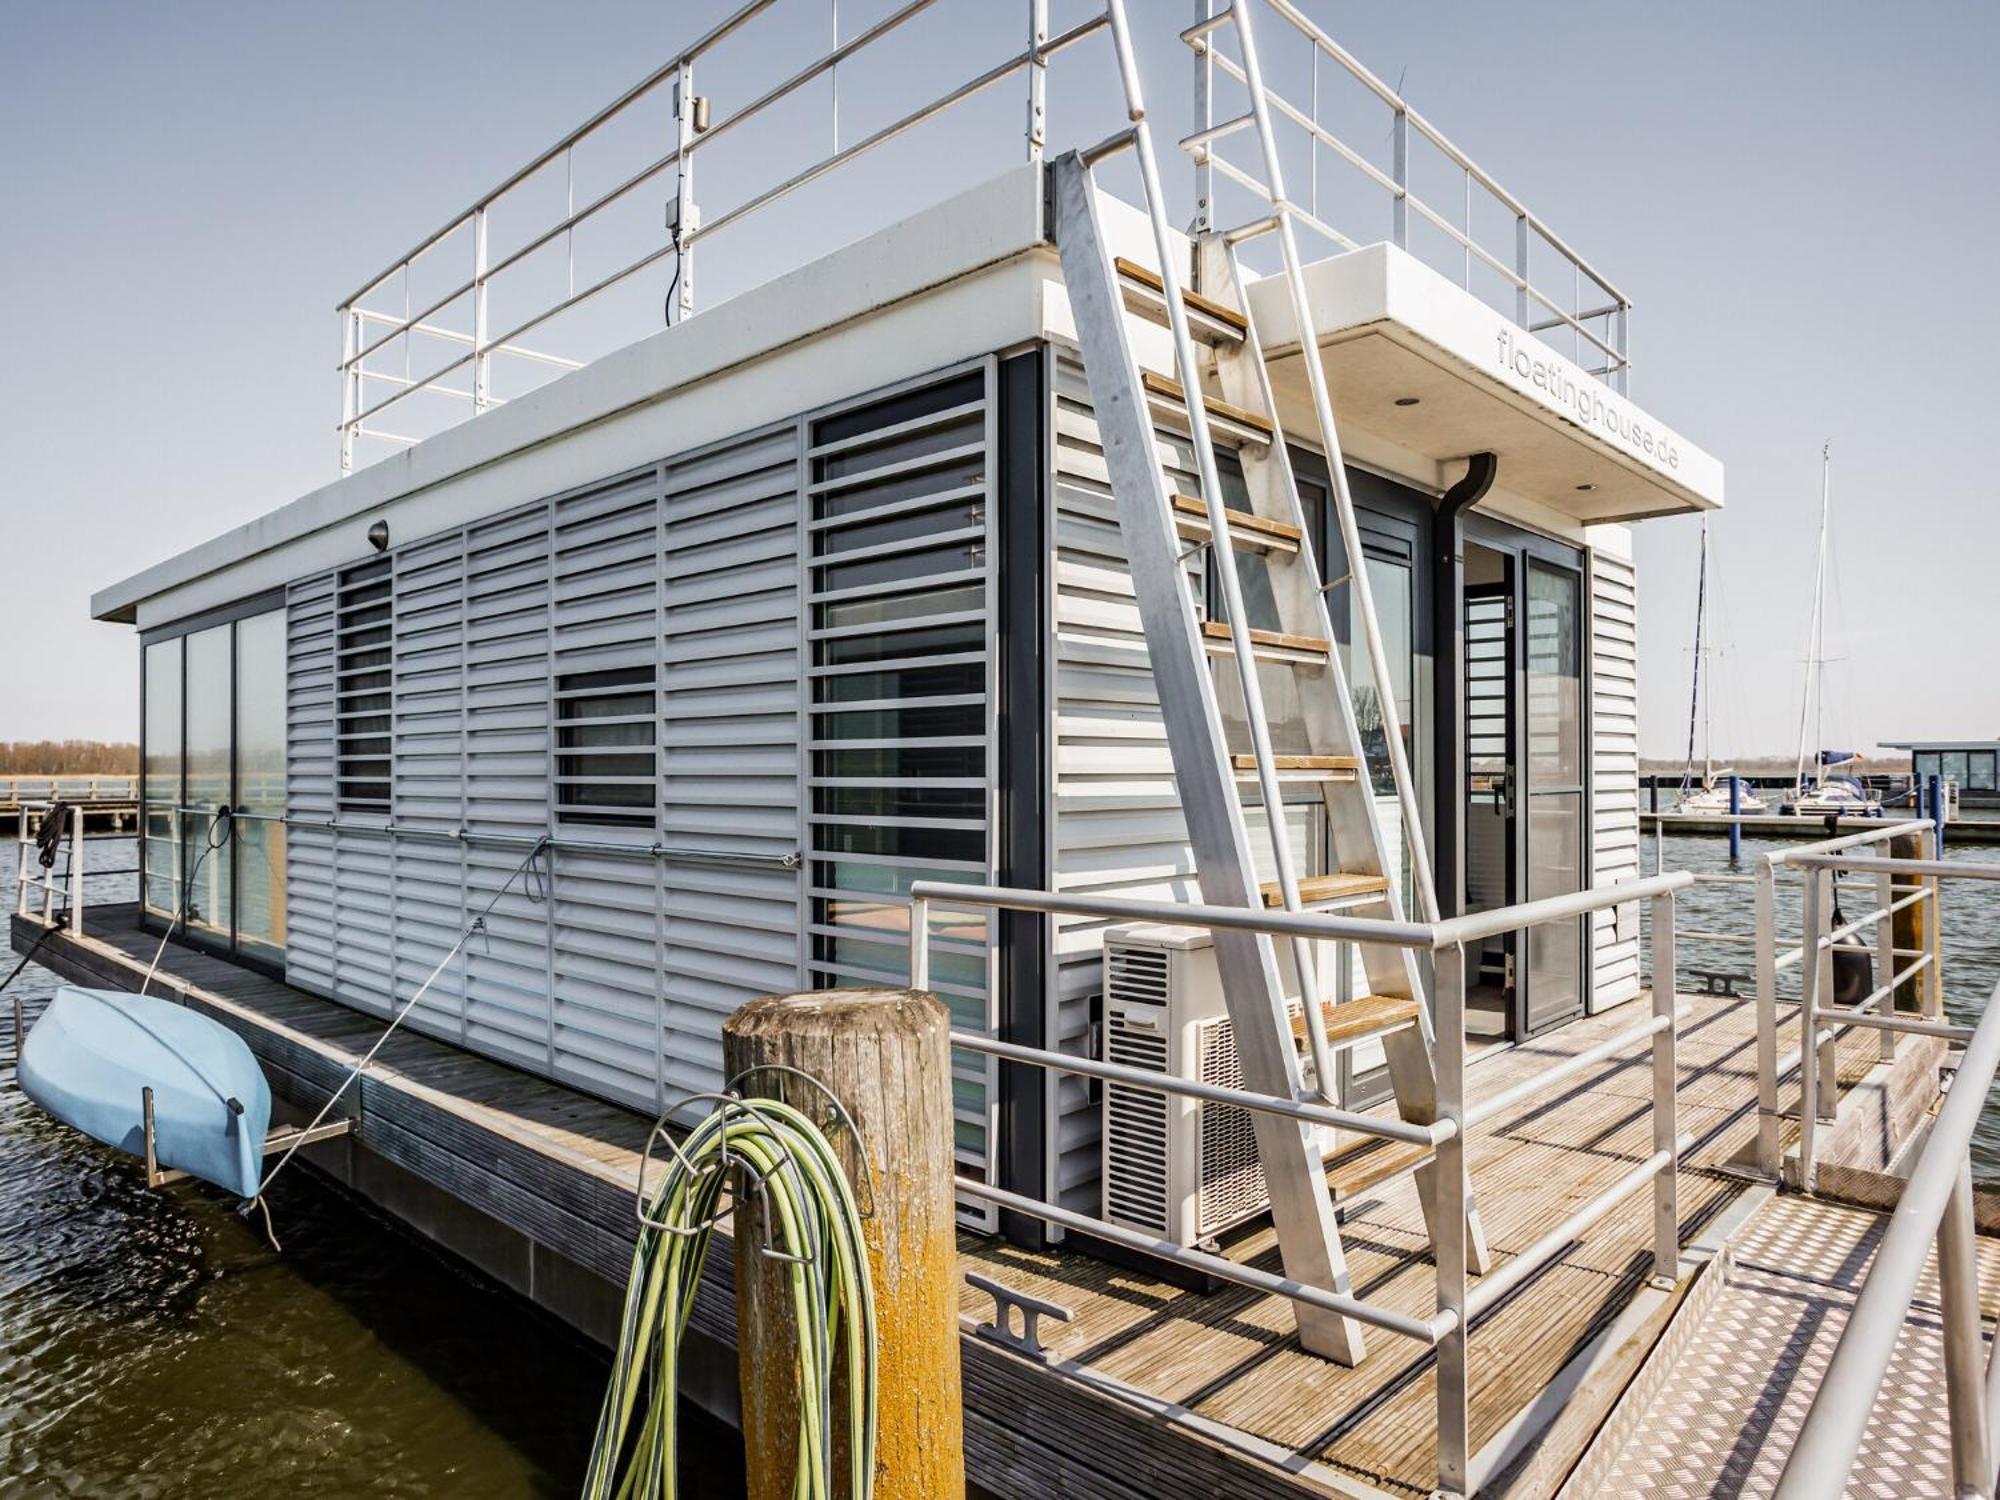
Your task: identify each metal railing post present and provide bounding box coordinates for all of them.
[1191,0,1215,234]
[68,805,83,937]
[1025,0,1048,162]
[1649,889,1679,1286]
[1513,213,1530,326]
[1938,1159,1993,1499]
[1390,105,1409,247]
[908,895,930,991]
[339,305,357,474]
[1923,824,1945,1018]
[471,207,491,413]
[674,57,698,321]
[1873,854,1896,1060]
[1433,939,1470,1499]
[14,809,28,918]
[1798,867,1828,1192]
[1755,856,1781,1177]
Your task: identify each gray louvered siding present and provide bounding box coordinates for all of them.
[284,574,337,995]
[284,425,808,1115]
[661,426,805,1099]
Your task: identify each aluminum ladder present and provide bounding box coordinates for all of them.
[1052,0,1488,1364]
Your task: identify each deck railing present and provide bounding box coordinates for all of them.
[1773,924,2000,1497]
[335,0,1632,470]
[908,869,1691,1499]
[13,804,85,934]
[1646,816,1940,1182]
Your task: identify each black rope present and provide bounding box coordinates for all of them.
[1,803,78,999]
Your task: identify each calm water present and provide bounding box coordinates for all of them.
[1642,828,2000,1184]
[0,837,743,1498]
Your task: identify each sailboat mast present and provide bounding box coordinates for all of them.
[1682,518,1709,794]
[1792,445,1831,797]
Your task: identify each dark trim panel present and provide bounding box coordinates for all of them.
[1430,453,1498,920]
[138,585,287,647]
[995,347,1050,1249]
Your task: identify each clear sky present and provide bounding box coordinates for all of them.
[3,1,1996,759]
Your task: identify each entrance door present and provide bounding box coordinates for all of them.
[1456,533,1588,1039]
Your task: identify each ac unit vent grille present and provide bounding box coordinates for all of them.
[1102,939,1173,1236]
[1104,1020,1170,1234]
[1196,1015,1268,1238]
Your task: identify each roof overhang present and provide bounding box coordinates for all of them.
[1247,243,1722,523]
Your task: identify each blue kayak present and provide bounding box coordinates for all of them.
[18,986,271,1199]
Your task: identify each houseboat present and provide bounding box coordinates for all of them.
[24,5,1991,1497]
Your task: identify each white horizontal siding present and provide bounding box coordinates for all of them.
[1590,547,1642,1009]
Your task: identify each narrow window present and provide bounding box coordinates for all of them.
[555,664,658,828]
[335,557,393,811]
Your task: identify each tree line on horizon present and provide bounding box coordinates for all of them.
[0,740,139,775]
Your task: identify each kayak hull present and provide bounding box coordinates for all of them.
[18,985,271,1199]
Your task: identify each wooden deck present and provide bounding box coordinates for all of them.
[9,903,1962,1498]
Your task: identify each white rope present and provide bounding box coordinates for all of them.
[245,835,551,1209]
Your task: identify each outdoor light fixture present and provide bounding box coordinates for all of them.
[1574,483,1597,492]
[367,519,390,551]
[1393,396,1420,407]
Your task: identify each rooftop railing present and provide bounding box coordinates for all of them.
[335,1,1633,472]
[1188,0,1632,390]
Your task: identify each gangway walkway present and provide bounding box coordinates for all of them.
[1571,1192,2000,1497]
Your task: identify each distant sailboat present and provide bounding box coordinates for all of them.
[1676,518,1766,815]
[1780,446,1881,818]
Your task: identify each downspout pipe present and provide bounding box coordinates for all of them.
[1432,453,1499,921]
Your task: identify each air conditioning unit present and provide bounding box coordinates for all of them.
[1101,923,1340,1248]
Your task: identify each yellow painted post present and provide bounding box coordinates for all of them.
[723,987,964,1500]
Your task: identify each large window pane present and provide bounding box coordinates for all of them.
[1350,555,1415,799]
[142,638,182,917]
[1525,563,1582,788]
[235,609,287,962]
[183,625,232,940]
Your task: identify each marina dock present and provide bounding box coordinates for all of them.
[18,900,1991,1497]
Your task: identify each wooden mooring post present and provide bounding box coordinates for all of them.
[723,987,964,1500]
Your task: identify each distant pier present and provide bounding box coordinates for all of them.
[0,775,138,833]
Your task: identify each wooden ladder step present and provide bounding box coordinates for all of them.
[1169,494,1302,556]
[1200,620,1331,665]
[1114,256,1248,345]
[1141,370,1274,447]
[1258,871,1391,908]
[1290,991,1422,1047]
[1322,1136,1434,1201]
[1230,753,1358,784]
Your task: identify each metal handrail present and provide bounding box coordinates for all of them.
[13,805,84,933]
[1750,819,1940,1178]
[336,0,1109,471]
[909,869,1687,1498]
[1189,0,1630,388]
[1774,973,2000,1499]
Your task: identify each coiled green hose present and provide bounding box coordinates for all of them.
[583,1096,877,1500]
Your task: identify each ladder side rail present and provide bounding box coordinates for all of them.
[1206,234,1431,1034]
[1049,148,1367,1365]
[1100,0,1328,1066]
[1219,0,1440,924]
